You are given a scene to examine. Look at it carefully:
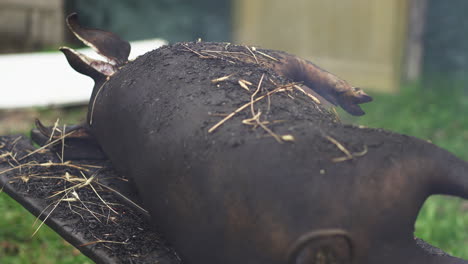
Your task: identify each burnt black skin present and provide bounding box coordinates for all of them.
[85,44,467,264]
[60,13,468,264]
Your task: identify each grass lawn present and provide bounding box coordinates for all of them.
[0,195,93,264]
[356,82,468,259]
[0,106,92,263]
[0,82,467,262]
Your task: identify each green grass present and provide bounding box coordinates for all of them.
[0,194,93,264]
[0,106,92,263]
[416,196,468,258]
[1,82,468,261]
[356,82,468,259]
[356,81,468,160]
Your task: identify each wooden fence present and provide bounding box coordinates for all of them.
[0,0,64,53]
[233,0,409,92]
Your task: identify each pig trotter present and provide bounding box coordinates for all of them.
[271,53,373,116]
[337,87,373,116]
[33,119,91,141]
[31,120,106,160]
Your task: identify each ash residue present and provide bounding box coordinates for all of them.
[0,135,180,264]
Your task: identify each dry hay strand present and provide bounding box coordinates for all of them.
[187,43,268,65]
[182,44,219,60]
[60,124,66,163]
[240,74,294,144]
[202,50,249,56]
[251,112,283,143]
[70,188,103,223]
[281,134,295,142]
[31,191,69,237]
[0,137,23,165]
[238,79,251,91]
[331,107,341,122]
[35,118,66,149]
[79,164,105,169]
[242,115,286,127]
[208,80,296,133]
[211,73,236,84]
[55,168,144,215]
[208,112,229,117]
[244,46,259,64]
[79,237,129,247]
[210,72,297,143]
[18,130,78,161]
[0,126,132,239]
[2,154,116,236]
[324,135,368,162]
[89,76,110,125]
[11,136,22,147]
[0,161,91,178]
[293,85,321,105]
[95,181,149,217]
[332,145,368,163]
[47,170,118,215]
[248,75,284,143]
[51,119,61,139]
[47,173,96,199]
[10,171,55,182]
[80,171,118,215]
[242,112,265,127]
[251,47,280,62]
[1,160,92,175]
[250,74,265,115]
[0,151,15,160]
[201,49,255,63]
[325,135,353,160]
[29,169,122,236]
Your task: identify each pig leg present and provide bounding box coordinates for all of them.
[31,120,106,160]
[269,52,373,116]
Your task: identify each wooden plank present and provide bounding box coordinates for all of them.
[233,0,409,93]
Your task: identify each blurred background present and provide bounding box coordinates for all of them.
[0,0,467,263]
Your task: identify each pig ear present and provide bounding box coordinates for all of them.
[287,229,354,264]
[60,47,112,81]
[66,13,130,66]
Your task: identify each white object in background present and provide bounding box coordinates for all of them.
[0,38,167,109]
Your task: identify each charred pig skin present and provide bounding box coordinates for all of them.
[58,13,468,264]
[88,45,468,264]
